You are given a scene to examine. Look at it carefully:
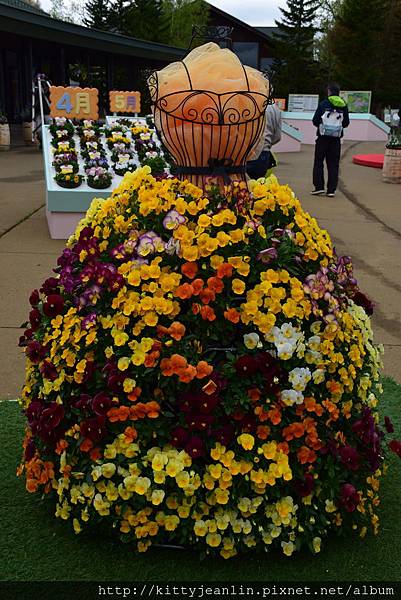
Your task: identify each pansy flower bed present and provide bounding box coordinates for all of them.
[18,167,400,558]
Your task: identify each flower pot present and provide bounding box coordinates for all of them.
[383,148,401,184]
[23,122,34,145]
[0,123,10,150]
[87,176,113,189]
[55,177,83,189]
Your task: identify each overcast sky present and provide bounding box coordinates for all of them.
[40,0,285,26]
[208,0,285,26]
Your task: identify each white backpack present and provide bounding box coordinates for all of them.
[319,109,344,137]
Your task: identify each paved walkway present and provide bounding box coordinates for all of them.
[0,142,400,399]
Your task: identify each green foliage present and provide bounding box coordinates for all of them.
[272,0,321,97]
[83,0,111,30]
[123,0,167,43]
[326,0,401,110]
[104,0,208,48]
[108,0,131,34]
[161,0,209,48]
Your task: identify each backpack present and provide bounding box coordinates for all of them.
[319,109,344,137]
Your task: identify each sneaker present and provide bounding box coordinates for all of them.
[326,192,335,197]
[311,189,325,195]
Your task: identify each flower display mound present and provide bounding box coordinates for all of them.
[19,167,386,559]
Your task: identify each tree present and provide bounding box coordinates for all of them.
[83,0,111,30]
[272,0,321,97]
[108,0,131,34]
[161,0,209,49]
[124,0,166,43]
[327,0,401,110]
[49,0,85,24]
[24,0,42,8]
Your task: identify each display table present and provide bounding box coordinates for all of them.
[43,125,125,239]
[43,118,161,239]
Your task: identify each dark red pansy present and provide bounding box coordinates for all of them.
[177,392,193,413]
[294,473,314,497]
[339,445,360,471]
[384,416,394,434]
[40,360,58,381]
[212,424,235,446]
[73,394,92,410]
[25,400,43,424]
[256,351,282,381]
[107,374,125,394]
[40,277,60,296]
[194,392,220,414]
[24,440,36,461]
[26,340,47,363]
[235,355,258,377]
[29,289,40,307]
[80,415,107,443]
[185,413,214,432]
[339,483,360,513]
[170,426,190,447]
[92,392,113,416]
[43,294,64,318]
[40,402,65,430]
[184,435,205,458]
[389,439,401,458]
[352,291,374,316]
[78,226,94,242]
[18,328,33,347]
[239,413,257,432]
[29,309,42,331]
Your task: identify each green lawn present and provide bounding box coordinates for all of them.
[0,378,400,582]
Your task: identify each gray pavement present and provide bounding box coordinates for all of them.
[0,142,400,399]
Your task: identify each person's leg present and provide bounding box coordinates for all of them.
[312,137,326,191]
[326,138,341,194]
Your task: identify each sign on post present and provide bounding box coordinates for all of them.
[109,91,141,114]
[50,86,99,120]
[288,94,319,112]
[340,91,372,113]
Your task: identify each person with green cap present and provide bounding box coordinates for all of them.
[311,83,350,197]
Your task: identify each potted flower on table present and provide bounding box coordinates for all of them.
[54,165,83,188]
[86,166,113,189]
[49,117,74,138]
[113,153,137,176]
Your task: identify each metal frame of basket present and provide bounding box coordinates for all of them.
[148,46,269,189]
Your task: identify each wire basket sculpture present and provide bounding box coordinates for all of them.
[148,43,269,189]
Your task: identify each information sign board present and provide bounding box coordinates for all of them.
[288,94,319,112]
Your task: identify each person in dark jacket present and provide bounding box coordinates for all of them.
[311,83,350,197]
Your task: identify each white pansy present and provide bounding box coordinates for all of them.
[288,367,312,392]
[276,342,295,360]
[243,333,262,349]
[281,323,299,338]
[281,389,304,406]
[308,335,321,351]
